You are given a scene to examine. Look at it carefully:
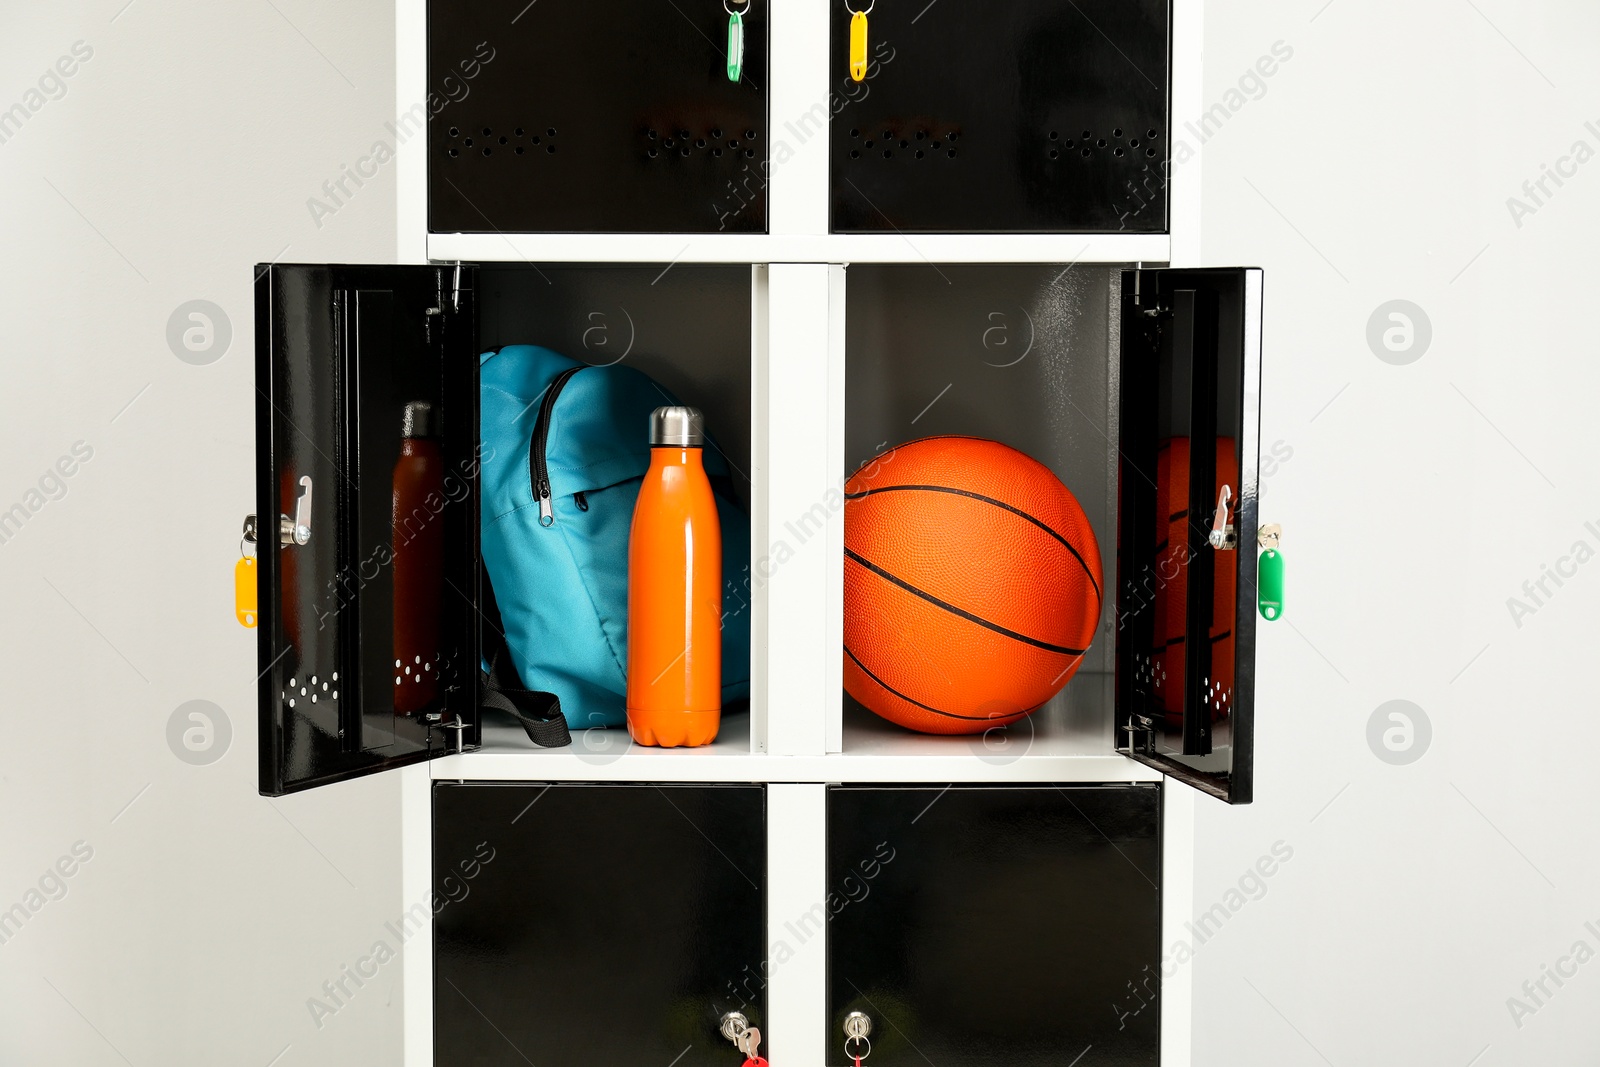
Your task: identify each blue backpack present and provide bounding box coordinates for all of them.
[479,345,752,742]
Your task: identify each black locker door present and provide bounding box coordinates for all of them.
[428,0,770,233]
[1115,268,1262,804]
[434,783,768,1066]
[254,264,480,796]
[827,784,1161,1067]
[830,0,1170,233]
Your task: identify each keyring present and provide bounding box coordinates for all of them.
[724,0,750,81]
[845,0,874,14]
[844,1035,871,1061]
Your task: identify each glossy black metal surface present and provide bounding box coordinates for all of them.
[434,783,768,1066]
[255,265,480,796]
[429,0,769,233]
[830,0,1169,233]
[827,785,1160,1067]
[1115,268,1258,804]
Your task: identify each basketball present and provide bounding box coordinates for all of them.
[842,436,1104,734]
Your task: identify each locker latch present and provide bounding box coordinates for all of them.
[1208,484,1236,550]
[280,475,313,546]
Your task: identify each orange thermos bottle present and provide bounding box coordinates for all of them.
[626,406,722,747]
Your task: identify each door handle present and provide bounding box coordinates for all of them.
[280,475,313,546]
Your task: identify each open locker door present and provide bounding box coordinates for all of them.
[254,264,480,796]
[1115,267,1262,804]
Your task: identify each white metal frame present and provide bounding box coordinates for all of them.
[397,0,1207,1062]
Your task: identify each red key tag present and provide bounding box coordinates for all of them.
[742,1059,768,1067]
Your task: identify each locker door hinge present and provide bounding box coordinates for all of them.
[426,712,469,785]
[1120,713,1156,756]
[1131,265,1168,317]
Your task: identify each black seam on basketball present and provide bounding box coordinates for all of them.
[845,548,1089,656]
[844,645,1031,722]
[844,483,1102,605]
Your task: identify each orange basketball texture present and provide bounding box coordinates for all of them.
[842,436,1104,734]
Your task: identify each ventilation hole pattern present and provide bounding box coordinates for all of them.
[643,125,761,161]
[844,124,961,161]
[283,671,339,711]
[1044,126,1160,162]
[442,124,559,160]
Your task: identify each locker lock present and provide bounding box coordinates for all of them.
[719,1012,763,1061]
[843,1011,872,1061]
[280,475,314,546]
[719,1012,750,1044]
[1208,484,1236,550]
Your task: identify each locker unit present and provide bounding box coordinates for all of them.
[248,0,1265,1062]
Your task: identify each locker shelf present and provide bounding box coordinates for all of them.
[434,694,1155,784]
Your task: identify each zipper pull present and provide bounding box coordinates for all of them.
[538,484,554,527]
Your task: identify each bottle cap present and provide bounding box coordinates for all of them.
[402,400,435,438]
[649,406,704,447]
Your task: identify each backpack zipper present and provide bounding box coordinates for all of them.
[530,366,583,527]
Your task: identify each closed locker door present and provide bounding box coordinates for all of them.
[434,782,768,1066]
[828,784,1161,1067]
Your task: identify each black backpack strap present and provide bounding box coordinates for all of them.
[480,644,571,748]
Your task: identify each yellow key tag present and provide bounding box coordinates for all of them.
[235,555,258,628]
[849,9,869,82]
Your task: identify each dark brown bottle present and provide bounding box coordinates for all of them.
[392,401,445,714]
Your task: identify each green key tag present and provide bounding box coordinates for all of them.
[1257,524,1284,620]
[726,5,745,82]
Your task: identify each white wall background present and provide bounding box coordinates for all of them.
[1192,0,1600,1063]
[5,0,1597,1063]
[0,2,405,1064]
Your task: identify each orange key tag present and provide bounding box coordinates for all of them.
[849,8,869,81]
[235,554,258,628]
